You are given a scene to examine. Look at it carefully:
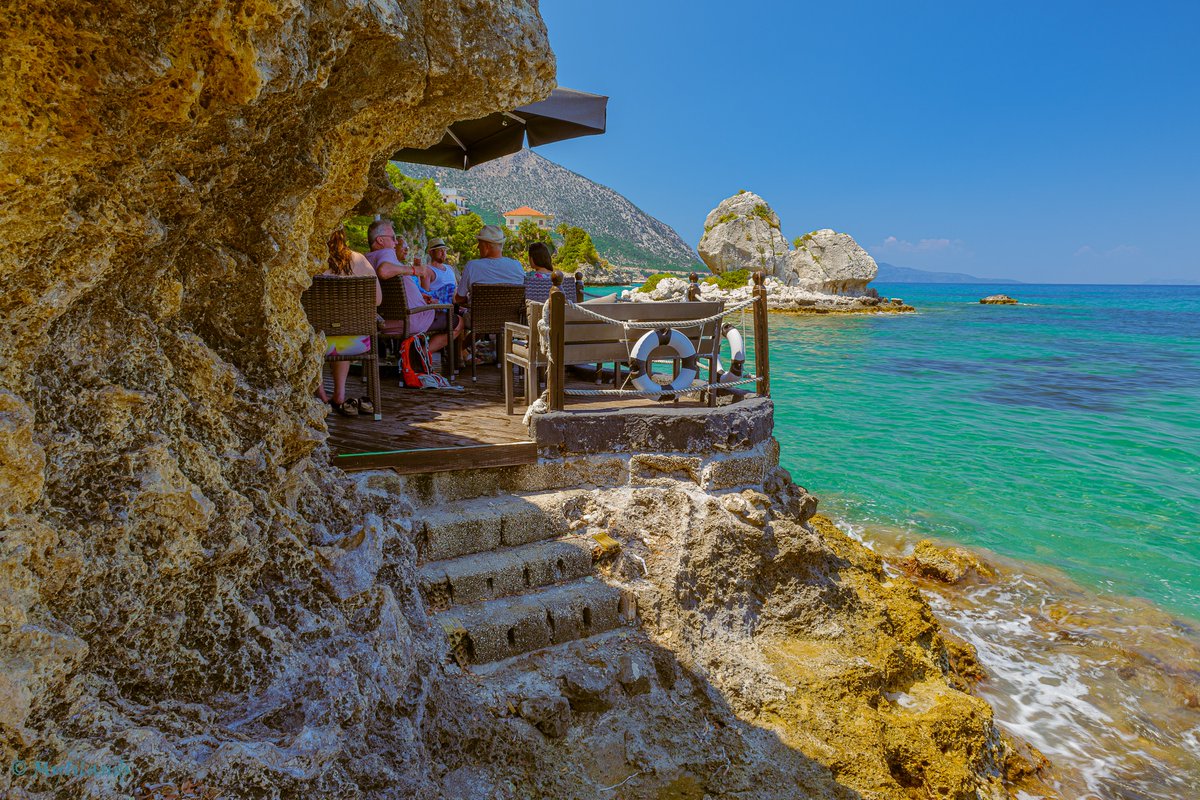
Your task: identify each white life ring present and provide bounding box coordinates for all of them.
[628,327,698,400]
[715,323,746,383]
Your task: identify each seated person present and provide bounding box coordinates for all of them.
[454,225,524,365]
[364,220,455,359]
[524,241,576,303]
[453,224,524,305]
[317,227,382,416]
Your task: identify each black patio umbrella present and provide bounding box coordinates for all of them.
[391,87,608,170]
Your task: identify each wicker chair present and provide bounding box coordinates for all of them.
[377,276,456,377]
[524,273,577,304]
[301,275,382,421]
[464,283,528,383]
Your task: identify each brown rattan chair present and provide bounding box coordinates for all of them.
[377,276,456,377]
[464,283,528,383]
[301,275,382,421]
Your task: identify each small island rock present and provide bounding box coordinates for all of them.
[698,192,878,295]
[980,294,1018,304]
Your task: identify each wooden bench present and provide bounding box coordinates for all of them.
[503,299,726,414]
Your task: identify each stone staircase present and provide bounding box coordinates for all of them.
[413,490,633,666]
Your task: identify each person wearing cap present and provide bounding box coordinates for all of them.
[453,224,524,305]
[423,237,458,305]
[423,237,465,356]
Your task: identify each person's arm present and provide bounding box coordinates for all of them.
[418,264,434,291]
[453,265,471,305]
[376,260,412,281]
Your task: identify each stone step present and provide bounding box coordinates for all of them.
[436,579,626,666]
[416,490,589,563]
[418,536,595,613]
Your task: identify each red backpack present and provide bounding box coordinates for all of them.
[399,333,433,388]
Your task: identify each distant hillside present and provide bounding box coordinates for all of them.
[876,262,1023,284]
[395,149,699,271]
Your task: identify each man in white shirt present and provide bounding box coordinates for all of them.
[453,225,524,304]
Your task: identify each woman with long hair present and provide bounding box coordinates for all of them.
[318,228,382,416]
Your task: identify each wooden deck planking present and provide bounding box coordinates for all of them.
[323,360,717,461]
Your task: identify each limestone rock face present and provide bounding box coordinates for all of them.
[784,229,879,294]
[697,193,879,295]
[698,191,791,276]
[0,1,553,794]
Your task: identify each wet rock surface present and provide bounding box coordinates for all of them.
[980,295,1019,304]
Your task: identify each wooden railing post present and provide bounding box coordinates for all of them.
[548,270,566,411]
[575,272,585,303]
[753,271,770,398]
[687,271,701,301]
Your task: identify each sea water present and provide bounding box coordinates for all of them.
[762,283,1200,797]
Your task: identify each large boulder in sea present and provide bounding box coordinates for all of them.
[697,191,791,276]
[783,228,878,295]
[698,193,878,295]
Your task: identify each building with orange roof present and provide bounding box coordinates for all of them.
[502,206,555,231]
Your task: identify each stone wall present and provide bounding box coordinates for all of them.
[1,1,553,794]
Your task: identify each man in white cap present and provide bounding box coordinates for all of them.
[453,224,524,305]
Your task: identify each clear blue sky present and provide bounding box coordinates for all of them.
[537,1,1200,283]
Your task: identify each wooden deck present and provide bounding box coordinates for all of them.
[323,360,716,473]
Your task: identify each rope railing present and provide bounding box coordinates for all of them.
[562,296,757,329]
[534,269,771,411]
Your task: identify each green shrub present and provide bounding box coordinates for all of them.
[752,203,778,229]
[703,268,751,291]
[636,273,676,293]
[793,231,816,248]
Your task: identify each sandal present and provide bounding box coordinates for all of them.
[357,396,375,415]
[331,398,359,417]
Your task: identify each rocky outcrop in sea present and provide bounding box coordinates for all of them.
[699,192,879,295]
[625,275,913,314]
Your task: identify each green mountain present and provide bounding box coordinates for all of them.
[395,149,699,271]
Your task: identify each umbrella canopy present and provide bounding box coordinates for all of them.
[392,87,608,170]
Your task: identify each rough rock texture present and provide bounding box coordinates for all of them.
[980,295,1018,305]
[901,540,998,585]
[1,1,554,795]
[697,191,791,276]
[697,193,879,295]
[552,483,1043,799]
[787,229,879,294]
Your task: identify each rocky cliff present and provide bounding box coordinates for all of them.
[0,0,556,794]
[398,149,700,271]
[699,193,878,294]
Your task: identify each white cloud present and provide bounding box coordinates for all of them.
[877,236,960,253]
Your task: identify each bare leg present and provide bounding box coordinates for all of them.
[330,361,351,404]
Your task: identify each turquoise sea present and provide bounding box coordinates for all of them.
[767,283,1200,621]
